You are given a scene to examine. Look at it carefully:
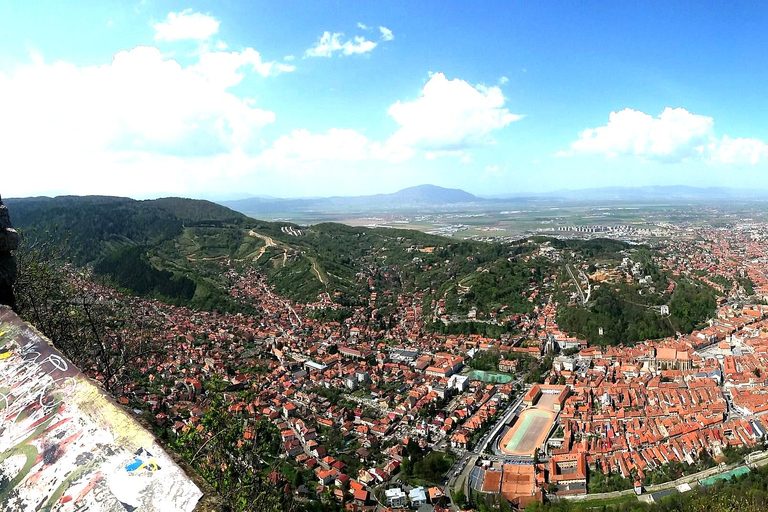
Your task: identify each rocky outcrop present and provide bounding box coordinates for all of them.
[0,196,18,309]
[0,307,208,511]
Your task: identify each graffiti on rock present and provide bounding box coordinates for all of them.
[0,308,202,511]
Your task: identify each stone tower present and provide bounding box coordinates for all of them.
[0,196,19,309]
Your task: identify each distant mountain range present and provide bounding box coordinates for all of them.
[219,184,768,216]
[502,185,768,202]
[219,184,481,214]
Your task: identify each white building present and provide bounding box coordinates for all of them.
[553,356,575,372]
[409,486,428,507]
[447,374,469,392]
[385,488,407,508]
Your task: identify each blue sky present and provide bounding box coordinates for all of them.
[2,1,768,199]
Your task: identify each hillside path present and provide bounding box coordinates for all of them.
[248,230,277,262]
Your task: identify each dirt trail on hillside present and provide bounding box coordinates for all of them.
[186,254,228,262]
[248,230,277,262]
[309,257,327,286]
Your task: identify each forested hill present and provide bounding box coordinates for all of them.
[5,195,716,343]
[8,195,249,241]
[8,196,188,264]
[6,195,255,310]
[151,197,251,224]
[4,195,555,319]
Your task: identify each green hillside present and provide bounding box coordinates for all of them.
[6,196,554,317]
[7,196,254,311]
[6,196,717,340]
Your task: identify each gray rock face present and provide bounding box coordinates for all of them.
[0,252,15,284]
[0,197,17,309]
[0,201,10,228]
[0,227,19,253]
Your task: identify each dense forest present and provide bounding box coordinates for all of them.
[94,245,197,301]
[557,273,716,345]
[6,196,185,264]
[542,237,631,260]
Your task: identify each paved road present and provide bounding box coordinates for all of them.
[476,388,527,454]
[566,264,586,305]
[578,268,592,303]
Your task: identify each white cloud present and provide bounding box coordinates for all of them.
[252,126,423,169]
[357,23,371,30]
[153,9,220,41]
[253,74,521,166]
[305,31,378,57]
[251,126,418,170]
[257,129,371,169]
[570,107,711,162]
[568,107,768,165]
[191,48,294,89]
[424,150,469,161]
[386,72,522,152]
[0,46,284,196]
[379,26,395,41]
[481,164,509,180]
[709,136,768,165]
[344,36,377,55]
[499,76,508,85]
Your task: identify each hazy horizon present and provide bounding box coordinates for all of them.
[8,182,768,203]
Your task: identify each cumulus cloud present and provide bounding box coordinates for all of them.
[252,126,417,169]
[0,45,295,157]
[257,129,372,168]
[567,107,767,165]
[569,107,712,162]
[379,26,395,41]
[709,136,768,165]
[357,23,371,30]
[153,9,220,41]
[424,150,469,161]
[253,128,421,169]
[253,73,520,170]
[191,48,294,88]
[385,73,522,152]
[0,46,288,196]
[305,31,378,57]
